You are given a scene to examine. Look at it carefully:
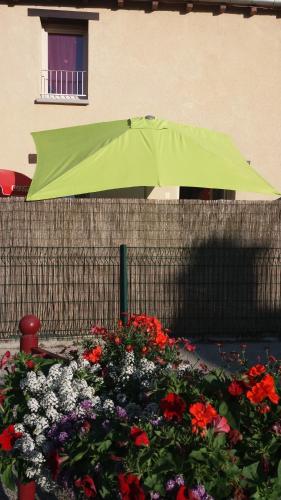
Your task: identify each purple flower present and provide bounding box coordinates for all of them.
[80,399,93,410]
[150,417,162,426]
[175,475,185,486]
[116,406,127,419]
[150,493,160,499]
[166,479,176,492]
[58,432,69,444]
[189,485,214,500]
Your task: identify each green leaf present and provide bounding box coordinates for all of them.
[99,485,111,498]
[242,461,259,483]
[188,448,208,462]
[71,450,87,463]
[213,433,226,448]
[277,460,281,481]
[144,474,158,489]
[1,464,15,491]
[218,402,229,416]
[97,439,112,453]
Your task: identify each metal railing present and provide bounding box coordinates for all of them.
[0,245,281,340]
[40,69,87,98]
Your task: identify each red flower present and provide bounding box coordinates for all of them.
[25,360,35,369]
[81,420,91,433]
[0,425,22,451]
[228,429,243,445]
[130,426,150,447]
[176,485,189,499]
[47,450,64,480]
[248,364,266,378]
[114,336,122,345]
[83,346,102,364]
[160,393,186,422]
[126,345,134,352]
[75,475,97,498]
[268,355,277,363]
[118,473,145,500]
[259,404,271,414]
[154,331,169,348]
[228,380,244,396]
[246,374,279,405]
[189,402,217,433]
[0,351,11,369]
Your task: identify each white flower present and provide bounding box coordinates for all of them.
[14,423,25,433]
[35,434,47,446]
[15,433,35,453]
[27,450,45,465]
[34,417,49,436]
[23,414,38,428]
[27,398,40,413]
[139,358,156,375]
[103,399,115,415]
[25,466,38,479]
[89,363,101,374]
[69,360,78,373]
[45,407,61,423]
[177,362,191,377]
[36,472,55,492]
[91,396,101,410]
[40,391,59,410]
[77,358,90,369]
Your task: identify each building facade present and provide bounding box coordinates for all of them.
[0,0,280,200]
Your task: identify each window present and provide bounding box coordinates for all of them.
[38,20,88,104]
[179,187,235,200]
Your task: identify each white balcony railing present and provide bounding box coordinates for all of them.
[40,69,87,99]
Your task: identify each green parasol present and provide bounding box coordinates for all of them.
[27,116,280,200]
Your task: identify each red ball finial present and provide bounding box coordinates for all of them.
[19,315,41,336]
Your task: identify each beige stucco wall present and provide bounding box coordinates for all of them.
[0,3,280,200]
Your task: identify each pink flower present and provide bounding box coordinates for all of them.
[183,340,196,352]
[212,415,230,434]
[0,351,11,369]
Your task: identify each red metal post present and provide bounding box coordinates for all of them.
[18,315,41,500]
[19,315,40,354]
[17,481,36,500]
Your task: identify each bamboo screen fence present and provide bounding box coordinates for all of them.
[0,198,280,339]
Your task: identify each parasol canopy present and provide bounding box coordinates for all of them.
[27,117,280,201]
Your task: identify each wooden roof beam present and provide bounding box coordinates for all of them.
[152,1,159,10]
[117,0,125,8]
[186,3,194,12]
[250,5,258,14]
[219,4,227,13]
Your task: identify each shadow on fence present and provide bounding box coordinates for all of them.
[172,238,281,339]
[0,243,281,340]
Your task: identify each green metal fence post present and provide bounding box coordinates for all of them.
[120,244,128,325]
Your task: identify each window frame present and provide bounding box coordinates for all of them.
[36,19,89,105]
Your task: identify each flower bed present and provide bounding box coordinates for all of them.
[0,315,281,499]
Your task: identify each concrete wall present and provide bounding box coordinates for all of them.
[0,3,281,199]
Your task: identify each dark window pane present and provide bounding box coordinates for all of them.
[48,34,85,95]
